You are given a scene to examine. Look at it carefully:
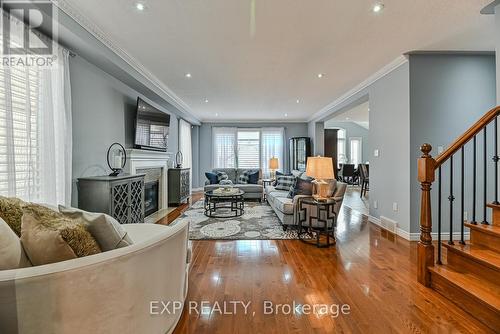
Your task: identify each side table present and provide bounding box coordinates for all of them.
[298,197,337,248]
[262,178,274,201]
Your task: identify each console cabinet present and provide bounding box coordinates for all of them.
[77,174,145,224]
[168,168,190,205]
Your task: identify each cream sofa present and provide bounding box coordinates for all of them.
[0,220,190,334]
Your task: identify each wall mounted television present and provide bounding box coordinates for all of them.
[134,97,170,151]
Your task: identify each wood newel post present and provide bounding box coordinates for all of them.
[417,143,436,286]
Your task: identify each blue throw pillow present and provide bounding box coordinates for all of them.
[288,177,313,198]
[248,171,259,184]
[205,172,218,184]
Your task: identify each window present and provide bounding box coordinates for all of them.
[237,130,260,169]
[349,137,362,166]
[0,66,41,199]
[0,12,72,205]
[212,127,237,168]
[337,128,347,166]
[212,127,284,174]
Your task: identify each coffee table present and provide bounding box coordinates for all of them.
[204,189,245,218]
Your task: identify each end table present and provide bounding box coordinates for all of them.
[298,197,337,248]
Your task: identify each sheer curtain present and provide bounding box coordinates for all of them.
[0,12,72,206]
[212,127,237,168]
[261,128,284,177]
[179,119,192,192]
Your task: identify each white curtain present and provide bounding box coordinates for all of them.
[261,128,284,176]
[0,12,72,206]
[212,127,237,168]
[179,119,192,191]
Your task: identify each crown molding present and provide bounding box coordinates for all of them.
[307,55,408,123]
[53,0,200,123]
[480,1,500,14]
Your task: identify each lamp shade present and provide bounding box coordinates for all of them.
[269,157,279,170]
[305,156,334,180]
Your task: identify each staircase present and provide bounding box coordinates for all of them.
[417,106,500,331]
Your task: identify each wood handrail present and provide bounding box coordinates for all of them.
[434,106,500,169]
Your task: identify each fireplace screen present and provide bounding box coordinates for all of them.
[144,181,159,217]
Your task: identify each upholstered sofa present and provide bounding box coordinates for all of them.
[204,168,263,200]
[265,178,347,228]
[0,221,190,334]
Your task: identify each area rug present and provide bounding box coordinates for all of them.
[175,200,303,240]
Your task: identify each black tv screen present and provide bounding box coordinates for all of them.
[134,97,170,151]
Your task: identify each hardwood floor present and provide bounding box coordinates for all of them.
[166,193,493,333]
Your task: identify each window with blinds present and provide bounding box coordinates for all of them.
[0,66,41,199]
[237,130,260,169]
[212,128,237,168]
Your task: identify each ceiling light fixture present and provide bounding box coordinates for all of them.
[372,2,384,13]
[185,73,192,78]
[317,73,324,78]
[135,2,146,11]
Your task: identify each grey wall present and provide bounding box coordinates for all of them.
[368,63,411,232]
[70,56,180,206]
[324,121,370,164]
[308,63,411,233]
[197,122,308,188]
[409,54,497,234]
[496,5,500,104]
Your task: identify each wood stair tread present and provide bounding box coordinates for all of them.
[486,203,500,210]
[429,265,500,311]
[465,222,500,237]
[442,242,500,271]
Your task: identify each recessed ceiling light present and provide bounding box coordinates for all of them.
[185,73,192,78]
[317,73,324,78]
[372,2,384,13]
[135,2,146,11]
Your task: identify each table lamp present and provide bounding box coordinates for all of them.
[269,157,279,180]
[305,156,334,200]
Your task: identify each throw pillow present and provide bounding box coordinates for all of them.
[288,177,314,198]
[248,171,259,184]
[238,170,250,184]
[216,171,229,183]
[273,171,292,186]
[59,205,133,251]
[275,175,296,191]
[205,172,218,185]
[0,217,32,270]
[219,180,234,186]
[20,204,101,265]
[0,196,26,237]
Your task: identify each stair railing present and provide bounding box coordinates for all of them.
[418,105,500,286]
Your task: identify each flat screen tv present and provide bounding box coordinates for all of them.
[134,97,170,151]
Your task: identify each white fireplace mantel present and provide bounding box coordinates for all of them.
[124,149,173,222]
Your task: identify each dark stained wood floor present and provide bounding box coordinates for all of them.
[165,193,494,333]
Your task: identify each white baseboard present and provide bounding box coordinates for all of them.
[368,216,470,241]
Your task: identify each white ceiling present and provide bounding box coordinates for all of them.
[325,101,370,129]
[61,0,496,122]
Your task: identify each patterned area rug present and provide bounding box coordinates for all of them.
[176,200,303,240]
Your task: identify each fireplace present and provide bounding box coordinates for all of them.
[125,149,172,223]
[144,181,159,217]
